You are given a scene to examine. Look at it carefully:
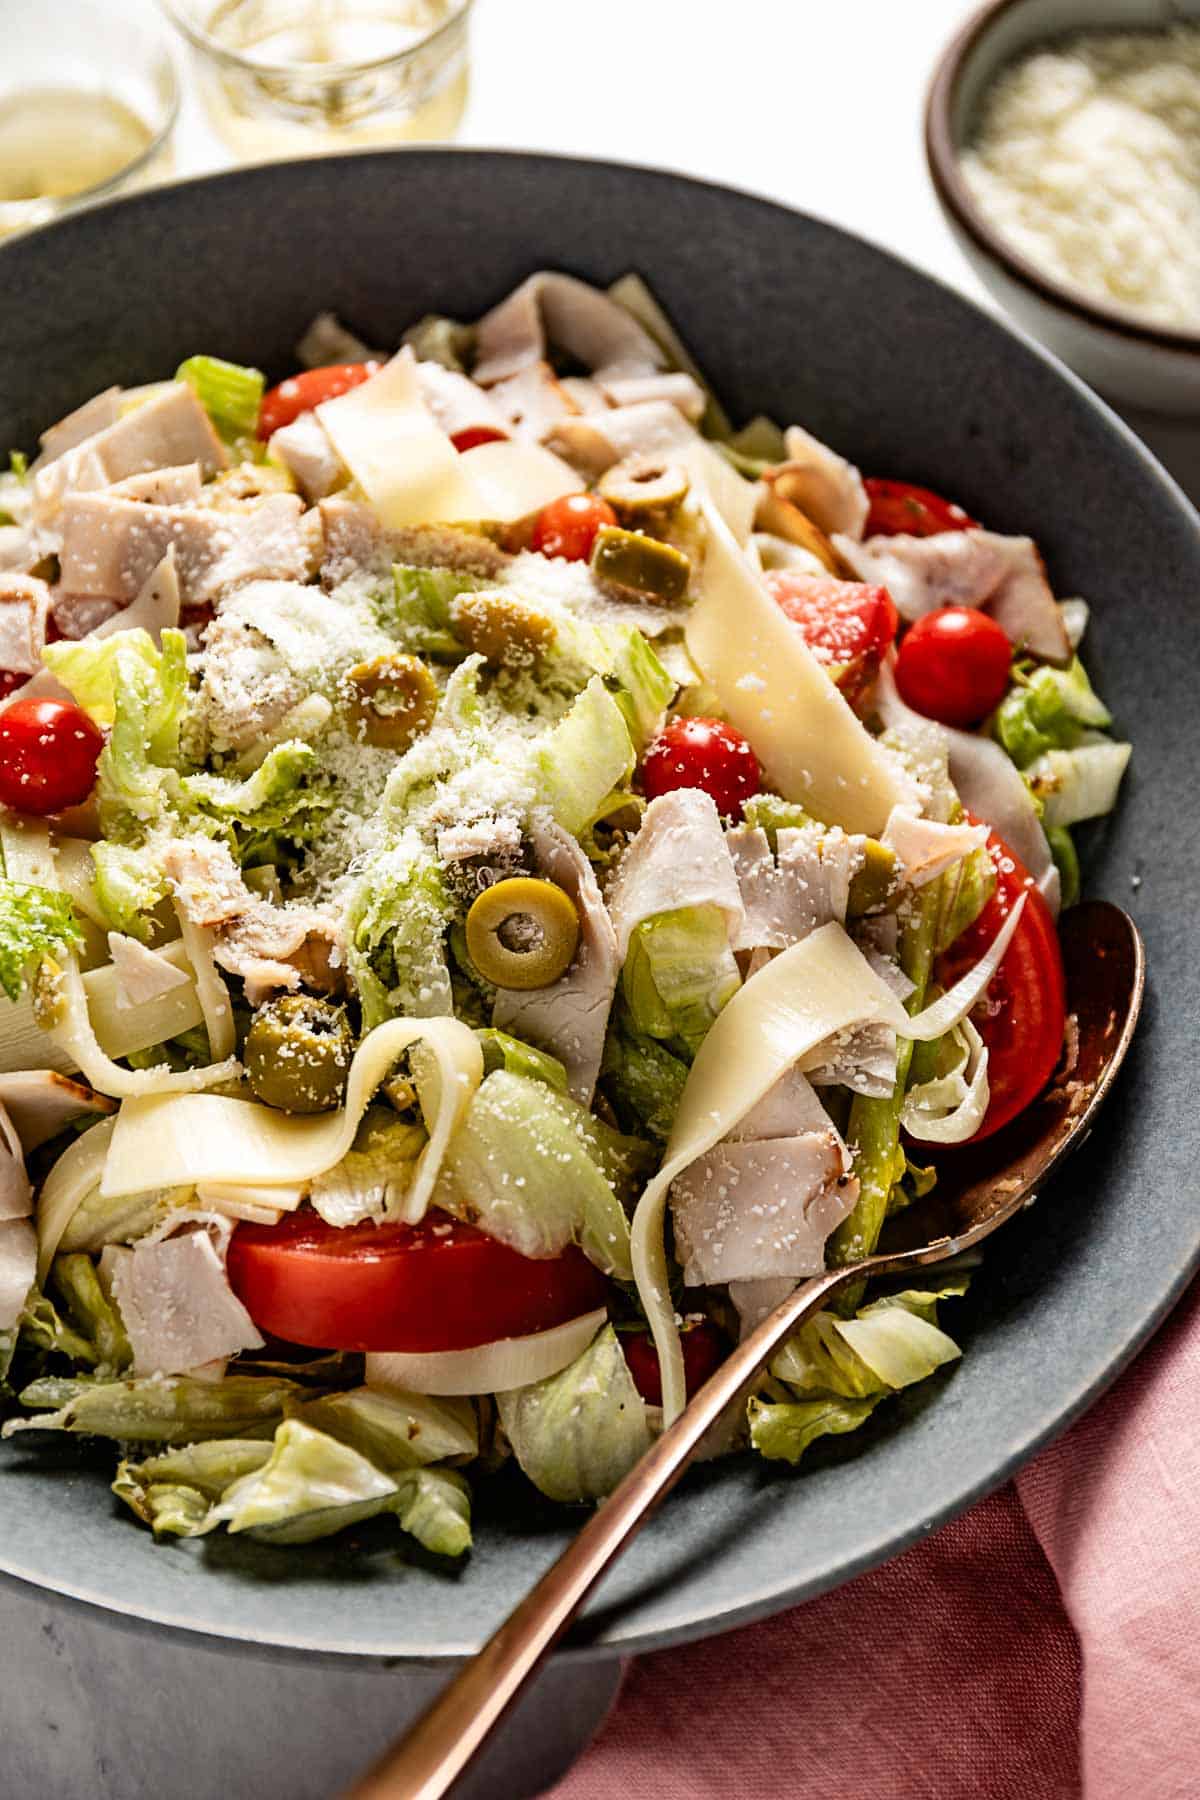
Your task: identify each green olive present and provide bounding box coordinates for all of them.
[465,877,581,990]
[590,525,691,605]
[449,590,557,668]
[846,840,898,916]
[244,994,354,1114]
[347,652,438,750]
[598,455,690,522]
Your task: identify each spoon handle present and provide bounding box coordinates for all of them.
[344,1263,856,1800]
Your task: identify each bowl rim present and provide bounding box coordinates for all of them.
[924,0,1200,357]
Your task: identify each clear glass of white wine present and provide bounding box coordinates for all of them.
[0,0,180,239]
[160,0,472,162]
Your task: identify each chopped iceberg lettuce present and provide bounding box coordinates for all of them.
[621,904,740,1057]
[1025,740,1132,828]
[496,1324,652,1503]
[176,354,265,445]
[536,676,635,837]
[289,1386,478,1471]
[0,881,82,1001]
[600,1010,688,1142]
[345,847,455,1030]
[88,843,168,941]
[4,1373,308,1444]
[308,1111,427,1228]
[476,1027,569,1091]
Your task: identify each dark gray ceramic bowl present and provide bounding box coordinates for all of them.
[0,150,1196,1666]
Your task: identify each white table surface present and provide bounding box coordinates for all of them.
[160,0,1200,499]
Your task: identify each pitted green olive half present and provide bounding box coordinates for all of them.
[448,590,557,669]
[347,652,438,751]
[590,525,691,605]
[464,877,581,990]
[244,994,354,1114]
[598,454,690,521]
[846,839,898,916]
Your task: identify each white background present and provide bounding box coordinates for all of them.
[163,0,1199,495]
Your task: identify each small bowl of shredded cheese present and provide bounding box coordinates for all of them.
[926,0,1200,414]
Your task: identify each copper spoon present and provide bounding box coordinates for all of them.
[346,899,1144,1800]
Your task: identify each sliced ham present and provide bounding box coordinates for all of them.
[882,805,989,889]
[0,1072,114,1153]
[726,823,863,951]
[778,424,870,539]
[107,463,204,506]
[105,1225,264,1376]
[0,574,50,674]
[33,382,227,527]
[58,491,310,605]
[269,412,345,502]
[473,272,666,388]
[605,789,743,960]
[834,527,1070,662]
[32,386,122,472]
[670,1131,858,1287]
[164,837,339,1005]
[492,817,619,1105]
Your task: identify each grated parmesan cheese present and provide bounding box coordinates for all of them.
[962,27,1200,329]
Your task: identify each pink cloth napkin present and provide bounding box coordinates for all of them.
[550,1278,1200,1800]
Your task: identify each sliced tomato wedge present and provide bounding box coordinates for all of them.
[227,1210,610,1353]
[258,361,381,438]
[763,570,899,709]
[863,478,978,538]
[935,821,1066,1141]
[621,1320,725,1407]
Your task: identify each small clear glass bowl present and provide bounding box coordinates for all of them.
[0,0,179,239]
[161,0,473,161]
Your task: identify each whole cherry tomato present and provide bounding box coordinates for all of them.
[764,571,899,709]
[530,493,617,562]
[864,478,978,538]
[622,1319,725,1407]
[258,361,381,438]
[227,1211,609,1353]
[936,821,1066,1141]
[451,425,509,453]
[642,716,761,821]
[894,606,1012,728]
[0,697,104,815]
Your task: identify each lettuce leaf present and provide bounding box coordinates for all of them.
[5,1372,306,1444]
[392,1466,473,1557]
[621,904,740,1057]
[748,1395,879,1464]
[0,880,82,1000]
[345,848,454,1030]
[536,676,634,837]
[288,1386,478,1471]
[476,1027,568,1091]
[600,1010,688,1141]
[88,843,168,940]
[176,354,265,445]
[54,629,191,837]
[496,1324,652,1503]
[308,1111,427,1228]
[113,1439,273,1536]
[993,657,1112,768]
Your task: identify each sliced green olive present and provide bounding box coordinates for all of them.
[449,590,557,668]
[244,994,353,1114]
[347,652,438,750]
[598,455,690,521]
[847,840,898,916]
[465,877,581,990]
[590,525,691,605]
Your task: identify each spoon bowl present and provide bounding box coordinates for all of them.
[351,900,1145,1800]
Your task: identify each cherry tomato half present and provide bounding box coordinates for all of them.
[642,716,761,821]
[0,697,104,816]
[451,425,509,453]
[764,570,899,710]
[226,1210,611,1354]
[894,606,1012,729]
[621,1320,725,1407]
[258,361,381,438]
[863,478,978,538]
[935,822,1066,1141]
[530,492,617,562]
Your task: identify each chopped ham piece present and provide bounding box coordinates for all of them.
[606,789,743,960]
[107,463,204,506]
[671,1131,858,1287]
[269,412,345,503]
[778,424,870,539]
[0,574,50,674]
[58,491,311,605]
[105,1226,264,1376]
[492,817,619,1105]
[473,271,666,388]
[882,804,989,889]
[33,382,227,527]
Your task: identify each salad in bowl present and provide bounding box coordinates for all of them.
[0,272,1130,1559]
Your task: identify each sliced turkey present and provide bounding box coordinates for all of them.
[726,823,864,952]
[0,1219,36,1331]
[473,271,666,388]
[32,386,122,472]
[107,463,204,506]
[0,574,50,675]
[104,1224,264,1376]
[58,491,310,605]
[777,424,870,539]
[33,382,227,527]
[0,1101,32,1222]
[670,1132,858,1287]
[605,789,743,960]
[882,805,989,889]
[163,837,339,1005]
